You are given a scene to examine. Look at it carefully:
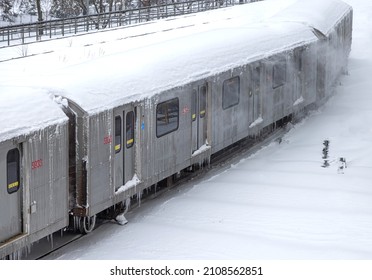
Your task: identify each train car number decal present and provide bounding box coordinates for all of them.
[104,135,112,145]
[32,159,43,170]
[182,106,190,114]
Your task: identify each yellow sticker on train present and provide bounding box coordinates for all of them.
[8,181,19,189]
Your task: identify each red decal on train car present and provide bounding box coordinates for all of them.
[31,159,43,170]
[182,106,190,114]
[104,135,112,144]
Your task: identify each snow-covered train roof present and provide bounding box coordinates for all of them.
[270,0,352,36]
[0,0,351,120]
[0,87,68,142]
[1,1,298,141]
[45,21,316,114]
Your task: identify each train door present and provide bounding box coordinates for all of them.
[249,64,261,125]
[113,106,136,191]
[0,143,23,243]
[191,84,207,154]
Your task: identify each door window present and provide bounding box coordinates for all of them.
[191,90,197,122]
[7,149,20,194]
[156,98,179,137]
[223,76,240,109]
[126,111,135,148]
[114,116,122,153]
[200,86,207,118]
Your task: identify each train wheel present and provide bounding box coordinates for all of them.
[79,215,96,234]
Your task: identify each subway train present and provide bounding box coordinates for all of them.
[0,0,352,259]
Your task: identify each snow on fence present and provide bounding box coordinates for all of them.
[0,0,261,47]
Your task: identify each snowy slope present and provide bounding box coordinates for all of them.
[40,0,372,260]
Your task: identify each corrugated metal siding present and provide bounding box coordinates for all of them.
[88,111,113,216]
[26,123,69,234]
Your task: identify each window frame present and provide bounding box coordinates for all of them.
[156,98,179,138]
[222,76,240,110]
[114,116,122,153]
[252,65,261,95]
[126,111,135,149]
[272,59,287,89]
[191,90,197,122]
[199,85,207,118]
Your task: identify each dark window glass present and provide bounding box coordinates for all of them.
[273,59,286,89]
[200,86,207,118]
[115,116,121,153]
[296,49,303,73]
[253,66,260,94]
[191,90,197,122]
[7,148,20,194]
[156,98,179,137]
[126,111,135,148]
[222,76,240,109]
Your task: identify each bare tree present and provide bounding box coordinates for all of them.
[41,0,53,20]
[76,0,89,15]
[36,0,43,21]
[51,0,82,18]
[36,0,44,34]
[0,0,14,22]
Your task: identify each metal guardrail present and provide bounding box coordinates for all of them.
[0,0,260,47]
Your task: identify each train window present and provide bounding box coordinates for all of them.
[191,90,197,122]
[7,148,20,194]
[222,76,240,109]
[253,66,260,94]
[114,116,121,153]
[156,98,179,137]
[272,60,286,89]
[200,86,207,118]
[297,51,303,73]
[126,111,134,148]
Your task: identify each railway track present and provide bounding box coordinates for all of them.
[32,123,290,260]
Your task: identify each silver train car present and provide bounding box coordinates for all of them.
[0,0,352,259]
[0,90,69,258]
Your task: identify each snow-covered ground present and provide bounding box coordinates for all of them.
[35,0,372,260]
